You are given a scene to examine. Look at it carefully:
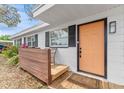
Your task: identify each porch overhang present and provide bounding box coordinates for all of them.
[11,5,121,39]
[34,4,120,26]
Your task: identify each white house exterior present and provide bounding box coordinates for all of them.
[11,4,124,85]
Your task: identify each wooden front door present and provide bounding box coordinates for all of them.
[79,19,106,77]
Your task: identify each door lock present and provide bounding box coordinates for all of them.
[79,47,82,58]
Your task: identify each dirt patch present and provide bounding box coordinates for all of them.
[0,55,8,63]
[0,55,48,89]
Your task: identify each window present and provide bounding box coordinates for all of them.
[45,26,76,48]
[49,28,68,47]
[27,34,38,48]
[32,36,35,47]
[16,38,22,46]
[14,40,17,45]
[27,37,32,47]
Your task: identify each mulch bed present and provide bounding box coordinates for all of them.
[0,55,48,89]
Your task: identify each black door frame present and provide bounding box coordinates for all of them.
[77,18,107,79]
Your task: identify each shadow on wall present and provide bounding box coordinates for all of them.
[55,48,77,71]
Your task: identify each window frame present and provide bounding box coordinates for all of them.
[49,28,69,48]
[16,38,22,46]
[27,35,38,48]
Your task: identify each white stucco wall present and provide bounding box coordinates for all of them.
[13,6,124,85]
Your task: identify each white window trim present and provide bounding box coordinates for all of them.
[27,35,36,48]
[49,28,68,48]
[16,38,22,46]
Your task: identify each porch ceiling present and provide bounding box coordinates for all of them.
[35,4,120,26]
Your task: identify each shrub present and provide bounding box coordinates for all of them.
[7,55,19,66]
[2,46,19,65]
[2,46,18,58]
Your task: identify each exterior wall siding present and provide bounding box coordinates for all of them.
[107,14,124,85]
[13,6,124,85]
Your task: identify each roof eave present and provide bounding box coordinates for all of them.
[10,23,49,39]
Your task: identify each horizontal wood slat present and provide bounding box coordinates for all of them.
[19,48,51,85]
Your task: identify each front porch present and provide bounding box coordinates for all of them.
[51,64,69,81]
[19,48,124,89]
[19,48,69,85]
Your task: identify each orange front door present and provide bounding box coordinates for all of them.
[79,20,105,77]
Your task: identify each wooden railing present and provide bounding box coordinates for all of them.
[19,48,51,85]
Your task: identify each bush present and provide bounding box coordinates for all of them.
[2,46,18,58]
[2,46,19,65]
[7,55,19,66]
